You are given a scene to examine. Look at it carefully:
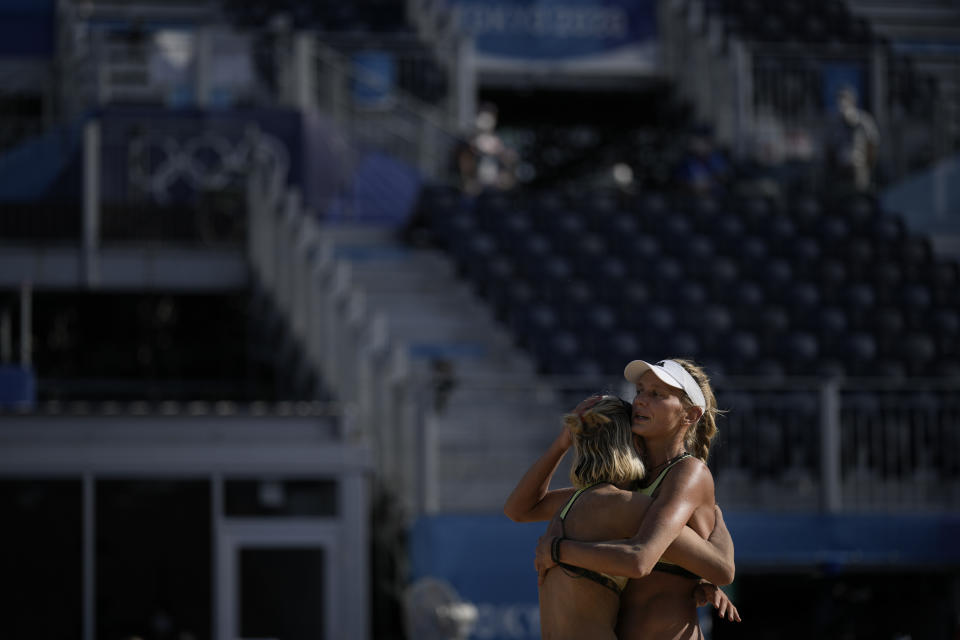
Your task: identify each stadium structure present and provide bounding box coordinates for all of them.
[0,0,958,639]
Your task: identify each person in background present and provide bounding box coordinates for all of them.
[674,125,732,196]
[827,86,880,194]
[456,103,518,195]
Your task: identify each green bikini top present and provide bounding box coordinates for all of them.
[637,452,692,496]
[637,452,702,581]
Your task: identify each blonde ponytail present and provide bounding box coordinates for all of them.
[671,359,721,464]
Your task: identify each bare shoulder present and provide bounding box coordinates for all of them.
[662,457,715,502]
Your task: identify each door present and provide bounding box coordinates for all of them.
[218,521,340,640]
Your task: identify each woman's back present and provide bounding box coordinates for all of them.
[539,484,650,640]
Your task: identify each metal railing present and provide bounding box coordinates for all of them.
[306,37,462,184]
[662,0,949,184]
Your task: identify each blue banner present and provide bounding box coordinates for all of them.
[99,106,302,205]
[410,511,960,639]
[451,0,658,73]
[411,514,543,640]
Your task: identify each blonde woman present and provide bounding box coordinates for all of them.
[506,359,738,639]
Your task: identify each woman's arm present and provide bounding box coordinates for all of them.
[661,505,735,585]
[503,428,576,522]
[504,395,602,522]
[535,459,715,579]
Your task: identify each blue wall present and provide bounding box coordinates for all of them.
[410,511,960,640]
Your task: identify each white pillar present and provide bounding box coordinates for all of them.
[82,119,101,287]
[19,281,31,367]
[195,27,212,108]
[210,474,223,640]
[294,32,317,111]
[82,474,95,640]
[819,380,842,512]
[455,36,477,132]
[731,39,753,160]
[342,472,370,640]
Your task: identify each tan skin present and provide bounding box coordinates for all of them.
[534,478,735,640]
[509,376,739,639]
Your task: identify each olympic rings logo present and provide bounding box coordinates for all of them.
[127,126,290,202]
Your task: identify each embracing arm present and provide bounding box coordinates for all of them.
[661,505,735,585]
[537,459,718,580]
[503,428,576,522]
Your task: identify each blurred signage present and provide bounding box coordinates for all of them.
[410,515,543,640]
[410,511,960,639]
[451,0,659,74]
[99,106,300,204]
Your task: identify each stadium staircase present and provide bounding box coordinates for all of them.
[247,182,569,515]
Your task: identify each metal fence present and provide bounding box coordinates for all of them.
[661,0,948,185]
[308,37,462,184]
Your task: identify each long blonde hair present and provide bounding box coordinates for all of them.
[670,358,721,464]
[564,396,645,490]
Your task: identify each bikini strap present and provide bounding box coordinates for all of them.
[641,452,692,495]
[559,483,601,521]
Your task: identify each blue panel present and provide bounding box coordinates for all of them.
[0,120,83,202]
[409,511,960,639]
[0,365,35,408]
[339,152,422,227]
[408,342,488,359]
[822,62,866,111]
[410,514,542,640]
[727,512,960,568]
[351,51,396,108]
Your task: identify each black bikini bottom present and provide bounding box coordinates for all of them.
[557,562,623,595]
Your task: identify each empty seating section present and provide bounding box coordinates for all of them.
[417,186,960,381]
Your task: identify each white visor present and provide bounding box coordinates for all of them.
[624,359,706,410]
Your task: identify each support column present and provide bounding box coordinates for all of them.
[342,472,370,640]
[19,281,31,367]
[83,474,95,640]
[455,36,476,132]
[211,474,224,640]
[195,27,212,108]
[819,380,842,512]
[82,119,101,287]
[1,309,11,363]
[732,39,752,160]
[294,33,317,111]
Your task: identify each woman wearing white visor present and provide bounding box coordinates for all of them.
[506,358,734,639]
